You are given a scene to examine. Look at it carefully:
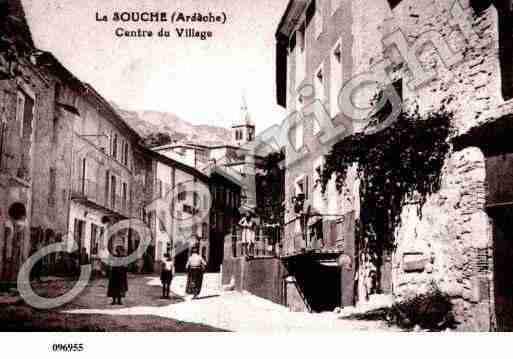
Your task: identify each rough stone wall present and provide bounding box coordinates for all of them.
[393,147,489,330]
[30,76,72,237]
[0,56,64,280]
[349,0,502,329]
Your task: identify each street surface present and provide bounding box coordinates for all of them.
[63,273,396,332]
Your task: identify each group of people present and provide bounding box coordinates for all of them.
[106,245,207,305]
[238,212,257,257]
[106,212,259,304]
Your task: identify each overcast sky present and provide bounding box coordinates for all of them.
[22,0,289,132]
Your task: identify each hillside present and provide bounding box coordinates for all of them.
[112,104,232,147]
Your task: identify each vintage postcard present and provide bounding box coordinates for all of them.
[0,0,511,344]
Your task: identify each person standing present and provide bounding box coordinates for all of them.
[160,253,174,299]
[107,246,128,305]
[239,212,256,257]
[185,246,207,299]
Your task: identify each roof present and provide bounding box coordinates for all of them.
[1,0,35,49]
[143,148,210,183]
[208,165,242,188]
[275,0,309,39]
[35,51,142,142]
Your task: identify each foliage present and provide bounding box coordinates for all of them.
[320,107,453,264]
[343,283,456,331]
[388,283,457,330]
[255,150,286,228]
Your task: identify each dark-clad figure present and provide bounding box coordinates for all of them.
[160,254,174,299]
[107,246,128,305]
[185,246,207,299]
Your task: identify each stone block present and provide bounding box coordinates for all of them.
[402,252,428,273]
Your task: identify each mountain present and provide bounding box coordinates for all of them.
[112,104,233,147]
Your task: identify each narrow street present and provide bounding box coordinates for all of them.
[0,275,223,332]
[61,273,396,332]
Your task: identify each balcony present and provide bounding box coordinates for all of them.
[229,226,282,259]
[281,216,344,259]
[71,179,130,217]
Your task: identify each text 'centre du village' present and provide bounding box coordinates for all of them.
[95,11,226,39]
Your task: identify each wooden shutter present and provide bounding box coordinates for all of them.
[329,220,338,247]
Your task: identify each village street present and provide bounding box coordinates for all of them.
[58,273,396,332]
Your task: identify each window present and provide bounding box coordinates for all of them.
[123,140,129,166]
[309,219,324,243]
[178,183,186,201]
[202,223,208,240]
[16,90,34,141]
[49,167,56,206]
[315,63,325,104]
[91,224,99,255]
[295,176,309,200]
[0,114,6,169]
[330,41,343,118]
[80,158,86,194]
[193,192,200,208]
[122,182,128,210]
[16,91,25,138]
[112,134,118,159]
[110,175,117,209]
[73,218,85,251]
[497,8,513,101]
[295,22,306,86]
[104,170,110,206]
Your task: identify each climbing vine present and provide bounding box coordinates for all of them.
[320,107,453,279]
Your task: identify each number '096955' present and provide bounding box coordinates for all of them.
[52,344,84,352]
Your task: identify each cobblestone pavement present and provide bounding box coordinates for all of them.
[65,273,398,332]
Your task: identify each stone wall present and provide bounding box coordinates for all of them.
[222,256,286,305]
[348,0,503,329]
[393,147,490,330]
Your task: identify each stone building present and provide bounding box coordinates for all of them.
[0,0,157,280]
[0,0,49,282]
[274,0,357,313]
[61,80,151,274]
[272,0,513,330]
[148,149,211,273]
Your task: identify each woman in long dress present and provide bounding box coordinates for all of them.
[185,246,207,299]
[160,254,174,299]
[107,246,128,305]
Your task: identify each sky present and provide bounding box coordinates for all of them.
[22,0,289,132]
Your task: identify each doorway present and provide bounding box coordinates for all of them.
[174,246,189,273]
[492,207,513,330]
[287,258,342,312]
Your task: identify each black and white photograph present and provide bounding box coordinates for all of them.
[1,0,513,345]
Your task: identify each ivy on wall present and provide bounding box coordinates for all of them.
[255,150,286,227]
[320,108,453,278]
